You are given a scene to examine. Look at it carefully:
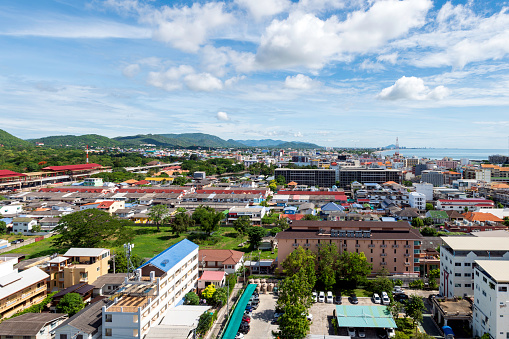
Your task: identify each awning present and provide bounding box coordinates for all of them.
[221,284,257,339]
[335,305,397,329]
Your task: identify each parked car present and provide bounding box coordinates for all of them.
[393,286,404,294]
[250,294,259,301]
[349,294,359,304]
[386,328,395,338]
[358,328,366,338]
[382,294,390,305]
[239,323,250,334]
[242,316,251,323]
[274,312,283,320]
[394,294,409,303]
[348,327,356,337]
[319,291,325,303]
[334,294,342,305]
[312,291,317,303]
[376,328,388,339]
[245,306,253,313]
[326,291,333,303]
[372,293,381,304]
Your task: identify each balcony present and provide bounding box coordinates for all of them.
[380,245,387,248]
[342,244,347,247]
[392,245,399,248]
[404,254,410,257]
[380,253,387,256]
[292,243,298,247]
[368,244,375,248]
[380,262,387,265]
[404,245,411,248]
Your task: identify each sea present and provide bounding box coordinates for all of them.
[378,148,508,161]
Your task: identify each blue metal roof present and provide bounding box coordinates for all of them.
[321,202,344,211]
[139,239,198,272]
[335,305,397,329]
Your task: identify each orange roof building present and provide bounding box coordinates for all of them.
[463,212,503,223]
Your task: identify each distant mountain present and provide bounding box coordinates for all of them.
[29,134,121,148]
[0,129,31,147]
[275,141,321,149]
[114,133,245,148]
[235,139,286,147]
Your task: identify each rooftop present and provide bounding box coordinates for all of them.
[63,248,109,257]
[442,237,509,251]
[200,271,226,281]
[475,260,509,283]
[56,299,109,335]
[0,313,67,336]
[139,239,198,273]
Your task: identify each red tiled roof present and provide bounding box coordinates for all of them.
[42,163,103,171]
[0,170,26,179]
[97,201,115,209]
[39,187,106,193]
[117,188,187,194]
[200,271,225,281]
[276,190,346,196]
[281,214,306,221]
[199,249,244,264]
[134,180,150,185]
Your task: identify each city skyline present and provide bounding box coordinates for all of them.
[1,0,509,148]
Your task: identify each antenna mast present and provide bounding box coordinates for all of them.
[124,243,136,279]
[86,145,89,164]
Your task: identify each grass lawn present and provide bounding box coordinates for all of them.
[2,225,276,261]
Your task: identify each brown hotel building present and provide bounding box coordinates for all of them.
[276,220,423,276]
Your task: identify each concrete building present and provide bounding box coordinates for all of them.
[276,220,423,276]
[436,199,494,212]
[83,178,103,186]
[102,239,199,339]
[275,168,336,187]
[440,237,509,298]
[413,182,434,201]
[473,260,509,339]
[338,168,401,188]
[227,206,268,225]
[421,170,444,187]
[198,249,244,275]
[408,192,426,210]
[12,217,37,234]
[55,299,109,339]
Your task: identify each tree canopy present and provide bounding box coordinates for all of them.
[233,215,251,236]
[192,206,222,235]
[184,291,199,305]
[52,209,134,250]
[56,293,85,317]
[282,246,317,288]
[111,251,145,273]
[317,244,337,291]
[246,226,266,249]
[335,251,372,286]
[148,204,170,231]
[405,296,425,330]
[170,211,194,235]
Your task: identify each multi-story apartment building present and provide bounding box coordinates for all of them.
[102,239,199,339]
[44,248,110,290]
[440,237,509,298]
[405,158,419,168]
[275,168,336,187]
[275,220,423,276]
[436,159,458,169]
[436,198,494,212]
[0,257,48,319]
[421,170,444,187]
[338,168,401,188]
[473,260,509,339]
[413,182,433,201]
[408,192,426,210]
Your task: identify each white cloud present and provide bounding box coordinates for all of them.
[236,0,290,20]
[359,60,385,71]
[122,64,140,78]
[184,73,223,92]
[145,2,234,53]
[294,131,303,138]
[217,111,231,121]
[284,74,317,89]
[146,65,194,91]
[377,76,451,101]
[295,0,345,13]
[255,0,432,69]
[225,75,246,88]
[377,53,398,64]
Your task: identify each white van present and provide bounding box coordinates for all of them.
[326,291,333,303]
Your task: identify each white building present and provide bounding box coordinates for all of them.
[440,237,509,298]
[436,199,494,212]
[0,204,22,215]
[473,260,509,339]
[413,182,434,201]
[55,299,109,339]
[227,206,268,224]
[408,192,426,210]
[102,239,199,339]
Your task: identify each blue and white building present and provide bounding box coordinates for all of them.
[102,239,199,339]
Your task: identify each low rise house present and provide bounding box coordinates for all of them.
[12,217,37,234]
[91,273,127,297]
[197,271,225,290]
[426,210,449,224]
[198,249,244,275]
[54,299,109,339]
[0,313,67,339]
[227,206,268,225]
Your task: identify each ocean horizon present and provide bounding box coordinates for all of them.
[378,148,508,160]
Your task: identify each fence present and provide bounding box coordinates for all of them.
[0,232,54,254]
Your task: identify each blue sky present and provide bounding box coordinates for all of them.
[1,0,509,148]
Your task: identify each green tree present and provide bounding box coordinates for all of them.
[212,287,228,306]
[403,180,413,187]
[368,276,394,296]
[420,227,438,237]
[56,293,85,317]
[111,251,144,273]
[409,279,424,289]
[276,175,286,186]
[170,212,194,236]
[302,214,320,221]
[275,217,289,230]
[173,176,189,186]
[233,215,251,236]
[336,251,372,287]
[53,210,134,250]
[0,221,6,235]
[422,217,434,226]
[389,301,404,319]
[269,182,277,192]
[269,227,282,236]
[184,291,200,305]
[425,203,434,211]
[405,296,425,331]
[202,284,216,304]
[317,244,337,291]
[278,303,309,339]
[192,206,222,235]
[277,269,313,310]
[31,224,42,233]
[411,217,424,228]
[148,204,169,231]
[282,246,317,288]
[429,268,440,281]
[196,311,214,336]
[497,202,504,208]
[246,226,267,249]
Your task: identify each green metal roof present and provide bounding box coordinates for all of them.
[221,284,257,339]
[335,305,397,329]
[428,210,449,219]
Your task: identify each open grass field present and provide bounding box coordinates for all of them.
[3,225,278,260]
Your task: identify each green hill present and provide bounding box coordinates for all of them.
[29,134,121,148]
[274,141,321,149]
[0,129,31,147]
[114,133,245,148]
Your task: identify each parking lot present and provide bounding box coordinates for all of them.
[245,293,278,339]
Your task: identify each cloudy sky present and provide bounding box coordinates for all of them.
[1,0,509,148]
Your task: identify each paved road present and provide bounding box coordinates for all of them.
[245,293,278,339]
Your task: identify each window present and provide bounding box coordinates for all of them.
[465,284,472,288]
[394,267,396,271]
[455,263,461,266]
[106,314,112,322]
[499,286,508,292]
[464,263,471,267]
[476,271,480,276]
[464,273,471,277]
[60,335,68,339]
[133,329,139,337]
[483,277,488,283]
[371,249,373,253]
[455,273,461,277]
[455,284,461,287]
[394,258,397,262]
[77,335,83,339]
[370,258,373,262]
[394,249,397,254]
[105,328,112,336]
